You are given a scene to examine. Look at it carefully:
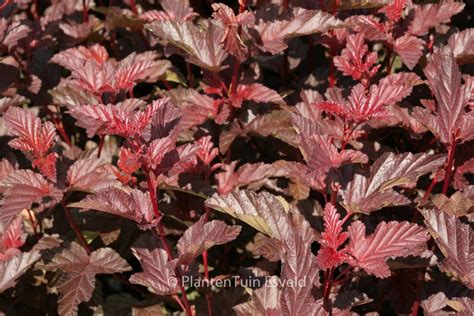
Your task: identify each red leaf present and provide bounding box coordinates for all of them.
[4,107,57,180]
[43,243,131,316]
[344,220,429,278]
[212,3,255,61]
[315,204,349,270]
[141,0,197,22]
[414,46,472,145]
[0,217,24,261]
[177,215,241,265]
[333,33,379,83]
[231,83,284,108]
[378,0,407,22]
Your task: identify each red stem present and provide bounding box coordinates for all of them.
[229,58,240,95]
[144,167,193,316]
[239,0,246,13]
[442,141,457,194]
[186,62,194,87]
[129,0,138,15]
[61,200,91,254]
[323,268,334,313]
[82,0,89,23]
[202,207,213,316]
[0,0,11,11]
[282,0,289,10]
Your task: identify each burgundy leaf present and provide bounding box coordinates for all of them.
[299,134,368,176]
[231,83,284,108]
[421,208,474,289]
[0,170,62,227]
[253,7,342,54]
[147,20,228,71]
[414,46,472,144]
[212,3,255,61]
[67,157,118,192]
[69,188,156,229]
[129,245,180,296]
[141,0,197,22]
[341,152,446,213]
[0,250,41,292]
[177,215,241,265]
[43,243,131,316]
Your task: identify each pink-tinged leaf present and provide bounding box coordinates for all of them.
[69,188,156,229]
[177,215,241,265]
[315,204,349,270]
[280,211,320,315]
[67,157,118,192]
[341,152,446,213]
[378,0,406,22]
[333,33,379,83]
[415,46,472,145]
[420,292,450,315]
[43,243,131,316]
[3,107,57,180]
[0,250,41,292]
[316,72,421,122]
[114,53,156,91]
[216,162,277,195]
[219,111,297,153]
[347,72,421,121]
[159,143,200,184]
[212,3,255,61]
[233,276,281,315]
[421,208,474,289]
[230,83,284,108]
[346,15,387,41]
[299,134,368,176]
[50,45,109,68]
[145,136,176,170]
[251,233,283,262]
[449,28,474,64]
[0,217,24,261]
[70,98,167,138]
[130,243,180,296]
[1,21,31,49]
[165,88,218,129]
[196,136,218,166]
[345,220,429,278]
[393,35,425,70]
[408,0,464,36]
[0,159,16,187]
[141,0,197,22]
[0,170,62,227]
[147,20,228,71]
[253,7,342,54]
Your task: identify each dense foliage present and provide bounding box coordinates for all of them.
[0,0,473,315]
